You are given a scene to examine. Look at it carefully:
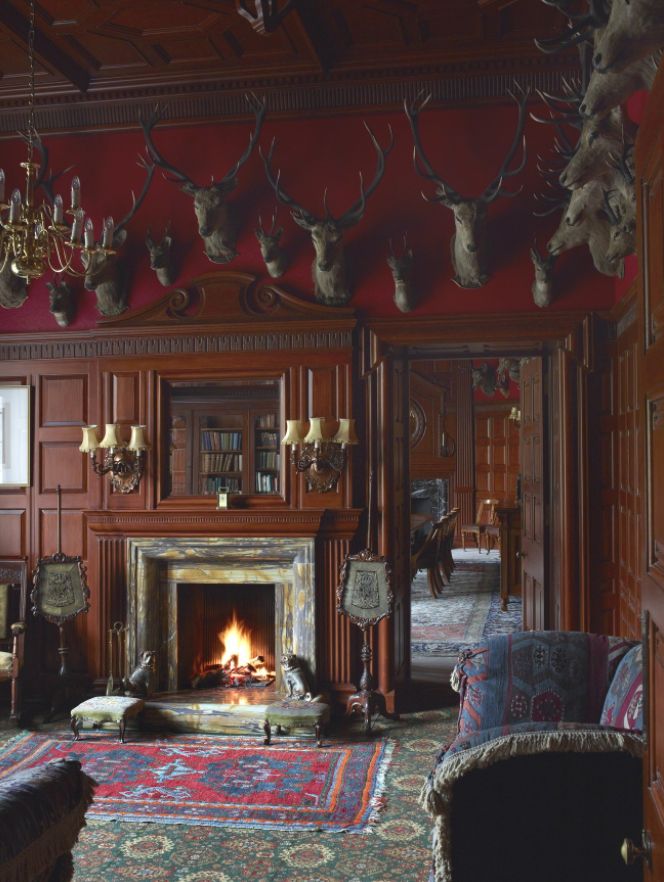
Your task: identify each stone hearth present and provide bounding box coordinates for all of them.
[126,537,316,702]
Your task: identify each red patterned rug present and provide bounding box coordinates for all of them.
[0,732,392,832]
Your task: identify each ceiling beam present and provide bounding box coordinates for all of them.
[0,4,89,94]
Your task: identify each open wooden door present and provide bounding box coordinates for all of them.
[634,61,664,881]
[520,356,547,630]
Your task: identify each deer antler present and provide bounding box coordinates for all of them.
[114,152,156,234]
[260,138,319,228]
[235,0,296,35]
[405,90,464,204]
[141,104,199,190]
[480,84,530,203]
[215,93,266,188]
[335,123,394,228]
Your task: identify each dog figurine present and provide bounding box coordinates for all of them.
[281,652,312,701]
[122,650,156,698]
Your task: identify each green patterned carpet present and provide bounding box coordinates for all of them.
[63,709,456,882]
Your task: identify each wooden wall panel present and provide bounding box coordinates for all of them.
[39,509,85,559]
[0,509,26,557]
[39,375,88,427]
[474,405,519,506]
[111,373,141,425]
[454,363,475,532]
[40,442,88,494]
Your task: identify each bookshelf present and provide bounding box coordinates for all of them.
[166,381,280,497]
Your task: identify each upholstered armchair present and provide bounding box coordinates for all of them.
[422,631,644,882]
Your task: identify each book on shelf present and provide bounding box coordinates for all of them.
[200,475,241,494]
[256,413,277,429]
[200,430,243,451]
[200,452,243,473]
[255,471,279,493]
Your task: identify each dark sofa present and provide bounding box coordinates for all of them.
[0,758,95,882]
[422,631,644,882]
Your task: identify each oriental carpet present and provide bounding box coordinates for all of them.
[0,732,391,833]
[411,549,522,657]
[0,709,458,882]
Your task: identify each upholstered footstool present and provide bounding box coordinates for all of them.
[70,696,145,743]
[263,700,331,747]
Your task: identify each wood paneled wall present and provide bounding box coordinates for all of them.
[474,404,520,508]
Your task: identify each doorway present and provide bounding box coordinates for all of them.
[407,356,542,682]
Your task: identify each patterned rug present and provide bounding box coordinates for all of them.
[0,732,392,833]
[411,549,522,656]
[0,709,458,882]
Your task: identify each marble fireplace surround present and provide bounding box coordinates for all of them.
[126,537,316,694]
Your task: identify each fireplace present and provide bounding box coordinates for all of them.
[125,537,316,696]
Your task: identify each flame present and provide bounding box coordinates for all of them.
[218,612,252,668]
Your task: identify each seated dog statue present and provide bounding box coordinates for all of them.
[281,652,312,701]
[122,650,156,698]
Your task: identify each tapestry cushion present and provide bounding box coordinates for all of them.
[453,631,636,736]
[600,643,643,731]
[0,652,11,678]
[70,696,144,724]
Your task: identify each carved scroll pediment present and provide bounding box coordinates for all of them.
[97,272,356,329]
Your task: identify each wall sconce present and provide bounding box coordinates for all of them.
[281,417,358,493]
[79,423,149,494]
[509,406,522,425]
[440,431,456,457]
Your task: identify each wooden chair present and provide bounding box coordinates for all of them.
[460,499,499,552]
[411,517,447,597]
[440,507,459,581]
[484,511,500,553]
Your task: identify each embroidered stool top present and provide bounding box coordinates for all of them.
[70,696,145,743]
[264,699,330,747]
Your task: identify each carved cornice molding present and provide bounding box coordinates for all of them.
[0,329,354,362]
[0,56,580,136]
[84,508,363,539]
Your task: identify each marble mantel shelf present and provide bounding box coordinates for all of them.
[84,508,363,539]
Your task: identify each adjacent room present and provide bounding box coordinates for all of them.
[0,2,661,881]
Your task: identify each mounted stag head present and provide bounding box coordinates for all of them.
[255,209,287,278]
[593,0,664,72]
[471,363,499,397]
[547,195,622,277]
[405,85,529,289]
[145,224,176,287]
[529,244,556,308]
[387,234,415,313]
[558,106,636,190]
[581,52,660,117]
[46,278,76,327]
[0,261,27,310]
[82,154,155,317]
[141,94,266,264]
[535,0,611,55]
[260,123,394,305]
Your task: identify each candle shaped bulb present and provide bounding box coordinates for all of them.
[128,425,149,451]
[334,418,359,446]
[84,217,95,249]
[79,425,100,453]
[99,423,120,449]
[0,169,5,203]
[70,210,83,243]
[71,176,81,209]
[281,420,305,446]
[53,194,64,224]
[303,417,326,445]
[9,189,21,223]
[102,216,114,249]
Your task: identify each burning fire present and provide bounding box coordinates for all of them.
[218,612,252,668]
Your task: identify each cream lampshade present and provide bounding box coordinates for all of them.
[334,418,359,445]
[281,420,306,446]
[128,425,149,451]
[79,425,100,453]
[303,417,326,444]
[99,423,120,449]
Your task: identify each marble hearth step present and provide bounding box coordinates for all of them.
[141,685,278,735]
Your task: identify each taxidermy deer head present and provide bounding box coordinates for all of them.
[0,261,27,310]
[82,154,155,317]
[255,209,287,278]
[145,224,175,287]
[141,94,266,264]
[387,235,415,313]
[593,0,664,72]
[529,244,556,308]
[581,52,660,117]
[405,85,529,289]
[46,278,76,327]
[471,363,500,397]
[260,122,394,306]
[558,106,636,190]
[547,198,622,277]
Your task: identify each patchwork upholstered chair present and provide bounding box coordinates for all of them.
[422,631,644,882]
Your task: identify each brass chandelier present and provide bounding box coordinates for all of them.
[0,0,114,281]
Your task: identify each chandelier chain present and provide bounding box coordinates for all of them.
[27,0,36,156]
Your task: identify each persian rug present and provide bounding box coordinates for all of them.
[411,549,522,656]
[0,732,392,833]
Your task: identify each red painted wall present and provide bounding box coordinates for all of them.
[0,101,613,333]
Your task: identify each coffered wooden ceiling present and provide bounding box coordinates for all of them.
[0,1,578,134]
